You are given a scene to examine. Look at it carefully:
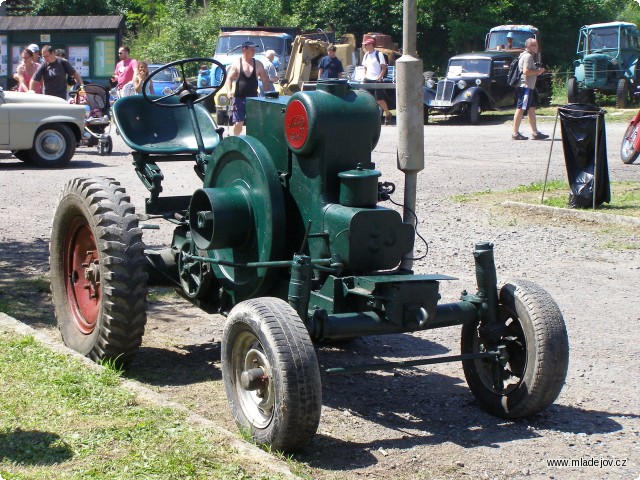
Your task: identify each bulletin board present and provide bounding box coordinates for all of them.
[68,45,90,77]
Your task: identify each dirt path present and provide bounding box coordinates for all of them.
[1,116,638,479]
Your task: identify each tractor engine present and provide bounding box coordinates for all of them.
[187,80,415,307]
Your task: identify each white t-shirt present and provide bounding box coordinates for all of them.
[363,50,386,80]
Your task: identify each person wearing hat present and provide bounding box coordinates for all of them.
[225,41,272,136]
[318,44,344,80]
[362,38,392,125]
[30,45,83,100]
[28,44,42,63]
[506,32,514,49]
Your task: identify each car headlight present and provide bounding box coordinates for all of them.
[475,78,482,86]
[426,79,436,89]
[162,86,174,95]
[457,80,467,90]
[218,94,229,106]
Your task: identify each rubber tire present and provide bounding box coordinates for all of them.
[567,77,579,103]
[222,297,322,452]
[216,111,229,126]
[469,96,481,125]
[461,278,569,418]
[50,177,148,365]
[29,123,76,168]
[423,106,429,125]
[616,78,630,109]
[11,150,32,163]
[105,136,113,154]
[621,122,640,164]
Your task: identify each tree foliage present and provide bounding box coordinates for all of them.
[26,0,640,73]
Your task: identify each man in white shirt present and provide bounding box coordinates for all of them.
[362,38,392,125]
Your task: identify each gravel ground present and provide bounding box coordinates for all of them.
[0,113,639,480]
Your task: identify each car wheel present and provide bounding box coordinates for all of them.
[29,124,76,168]
[423,106,430,125]
[11,150,32,163]
[469,96,481,125]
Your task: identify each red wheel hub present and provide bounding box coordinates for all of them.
[64,218,100,334]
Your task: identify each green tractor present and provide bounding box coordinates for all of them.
[48,57,569,452]
[568,22,640,107]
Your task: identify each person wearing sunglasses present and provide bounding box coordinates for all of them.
[29,45,82,99]
[111,46,138,97]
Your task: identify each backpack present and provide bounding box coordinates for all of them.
[507,54,522,86]
[374,50,389,65]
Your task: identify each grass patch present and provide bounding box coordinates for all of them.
[452,180,640,250]
[454,180,640,217]
[0,277,55,326]
[0,329,290,480]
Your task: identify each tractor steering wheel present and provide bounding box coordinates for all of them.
[142,57,227,108]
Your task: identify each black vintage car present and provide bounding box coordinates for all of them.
[424,51,530,124]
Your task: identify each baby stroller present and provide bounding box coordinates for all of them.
[70,84,113,155]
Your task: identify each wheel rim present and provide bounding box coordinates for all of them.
[472,305,527,395]
[231,330,275,428]
[35,129,67,161]
[622,124,637,158]
[64,217,100,334]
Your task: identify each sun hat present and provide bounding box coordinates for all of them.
[506,32,514,39]
[241,41,259,49]
[363,38,375,46]
[27,44,40,53]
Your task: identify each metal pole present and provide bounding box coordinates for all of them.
[397,0,424,271]
[593,111,600,210]
[542,109,560,204]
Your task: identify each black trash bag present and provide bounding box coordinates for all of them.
[558,104,611,208]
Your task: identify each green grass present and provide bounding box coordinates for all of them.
[0,329,289,480]
[454,180,640,217]
[452,180,640,250]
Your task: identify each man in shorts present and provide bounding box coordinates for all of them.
[362,38,392,125]
[225,41,272,136]
[512,38,548,140]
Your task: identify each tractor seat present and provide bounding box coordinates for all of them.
[112,95,220,155]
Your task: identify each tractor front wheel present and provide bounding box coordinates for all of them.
[617,78,631,109]
[461,279,568,418]
[222,297,322,451]
[567,76,579,103]
[50,177,148,365]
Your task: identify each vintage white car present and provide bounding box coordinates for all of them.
[0,88,85,167]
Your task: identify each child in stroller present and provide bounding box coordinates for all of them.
[69,84,113,155]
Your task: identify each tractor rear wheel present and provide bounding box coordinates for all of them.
[222,297,322,451]
[621,121,640,164]
[461,279,568,418]
[50,177,148,365]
